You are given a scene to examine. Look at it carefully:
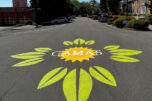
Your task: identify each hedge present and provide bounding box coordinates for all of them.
[113,17,126,28]
[125,19,149,30]
[112,16,136,28]
[149,17,152,24]
[107,18,115,25]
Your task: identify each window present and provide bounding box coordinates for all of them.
[143,0,146,3]
[19,18,31,24]
[132,9,134,13]
[19,18,25,24]
[4,18,16,24]
[136,8,138,14]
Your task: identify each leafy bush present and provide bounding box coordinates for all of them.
[125,19,149,30]
[113,16,136,28]
[125,20,136,28]
[118,16,126,19]
[125,17,132,21]
[119,12,124,15]
[118,16,135,20]
[24,20,33,25]
[128,13,133,16]
[113,17,126,28]
[113,16,119,20]
[139,14,144,16]
[144,14,152,20]
[133,14,137,16]
[108,15,113,18]
[133,19,149,30]
[107,18,115,25]
[149,17,152,24]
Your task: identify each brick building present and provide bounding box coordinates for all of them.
[119,0,151,15]
[0,0,34,26]
[132,0,151,14]
[13,0,27,7]
[120,0,133,13]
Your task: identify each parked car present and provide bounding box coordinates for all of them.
[42,17,71,25]
[99,14,108,22]
[68,16,74,21]
[50,17,68,24]
[88,15,93,18]
[92,15,99,20]
[50,19,57,24]
[72,15,76,19]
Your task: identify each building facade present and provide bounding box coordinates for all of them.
[120,0,133,13]
[119,0,151,15]
[0,0,33,26]
[132,0,151,14]
[13,0,27,7]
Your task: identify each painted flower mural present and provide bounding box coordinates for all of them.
[11,38,142,101]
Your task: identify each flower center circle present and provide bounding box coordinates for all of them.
[59,47,97,62]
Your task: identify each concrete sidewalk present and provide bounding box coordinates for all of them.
[149,25,152,30]
[0,25,35,31]
[12,25,35,30]
[0,26,12,31]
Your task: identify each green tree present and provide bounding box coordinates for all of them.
[106,0,120,14]
[100,0,120,14]
[148,0,152,14]
[145,0,152,14]
[100,0,108,13]
[30,0,74,22]
[71,0,81,15]
[89,0,101,15]
[79,2,91,16]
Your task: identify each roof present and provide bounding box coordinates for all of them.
[0,7,32,12]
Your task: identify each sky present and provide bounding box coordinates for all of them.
[0,0,100,7]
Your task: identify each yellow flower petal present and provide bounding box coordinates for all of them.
[111,55,140,62]
[104,45,120,50]
[109,49,142,56]
[73,38,85,45]
[38,67,67,89]
[89,66,117,87]
[85,40,95,45]
[79,69,92,101]
[63,41,73,46]
[63,69,77,101]
[35,48,52,52]
[12,58,44,67]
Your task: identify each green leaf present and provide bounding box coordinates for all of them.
[85,40,95,45]
[11,52,45,59]
[63,41,73,46]
[12,58,44,67]
[11,55,43,59]
[73,38,85,45]
[104,45,120,50]
[11,53,44,59]
[111,55,140,62]
[89,66,117,87]
[35,48,52,52]
[79,69,92,101]
[63,69,77,101]
[38,67,67,89]
[109,49,142,56]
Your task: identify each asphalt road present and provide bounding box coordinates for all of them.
[0,17,152,101]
